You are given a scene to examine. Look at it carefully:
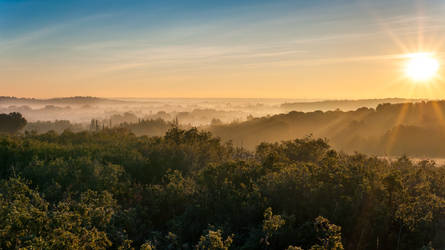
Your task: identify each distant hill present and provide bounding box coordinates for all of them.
[210,100,445,157]
[281,98,425,112]
[0,96,125,105]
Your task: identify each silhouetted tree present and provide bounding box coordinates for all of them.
[0,112,27,134]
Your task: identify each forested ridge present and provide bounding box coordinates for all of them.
[280,98,419,112]
[210,101,445,156]
[0,126,444,249]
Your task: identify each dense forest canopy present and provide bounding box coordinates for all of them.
[0,127,444,249]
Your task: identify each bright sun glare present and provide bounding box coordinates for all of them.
[404,53,440,82]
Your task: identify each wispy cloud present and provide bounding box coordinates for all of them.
[70,29,383,74]
[83,43,307,74]
[0,13,113,53]
[242,53,407,69]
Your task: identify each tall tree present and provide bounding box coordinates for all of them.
[0,112,27,134]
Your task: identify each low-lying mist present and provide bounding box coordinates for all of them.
[3,96,441,158]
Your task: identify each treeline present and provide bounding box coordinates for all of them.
[118,118,175,136]
[210,100,445,157]
[0,128,444,249]
[0,96,118,105]
[25,120,85,134]
[280,98,419,112]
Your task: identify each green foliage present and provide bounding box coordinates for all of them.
[262,207,285,247]
[140,240,155,250]
[310,216,343,250]
[0,178,49,249]
[196,227,233,250]
[286,246,304,250]
[0,178,113,249]
[0,128,444,249]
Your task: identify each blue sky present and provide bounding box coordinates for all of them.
[1,0,445,98]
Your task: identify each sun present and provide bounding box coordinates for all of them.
[404,53,440,82]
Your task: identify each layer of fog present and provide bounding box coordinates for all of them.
[6,96,444,158]
[0,96,421,127]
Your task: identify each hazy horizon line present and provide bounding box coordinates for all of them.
[0,95,434,101]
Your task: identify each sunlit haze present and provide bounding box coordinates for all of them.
[1,0,445,98]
